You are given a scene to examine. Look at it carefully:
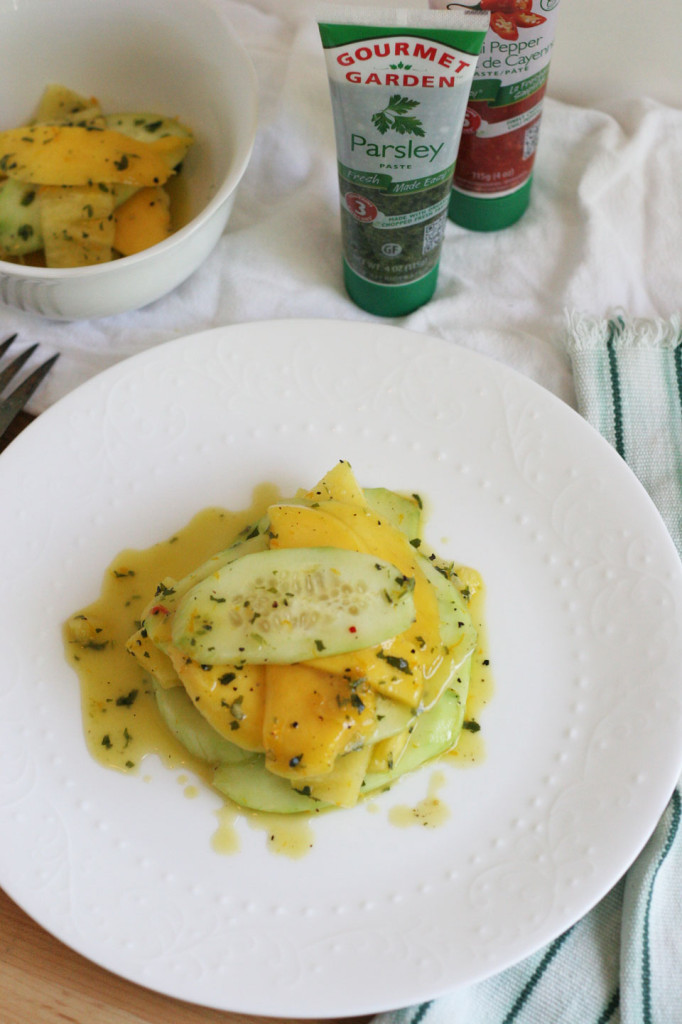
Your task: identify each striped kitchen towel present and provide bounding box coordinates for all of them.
[567,312,682,555]
[374,313,682,1024]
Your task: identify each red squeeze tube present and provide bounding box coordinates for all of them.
[429,0,561,230]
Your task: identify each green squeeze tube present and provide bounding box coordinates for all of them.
[317,3,488,315]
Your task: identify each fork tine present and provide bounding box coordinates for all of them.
[0,334,18,359]
[0,353,60,438]
[0,342,39,394]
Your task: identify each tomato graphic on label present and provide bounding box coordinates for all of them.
[484,0,546,38]
[462,107,482,135]
[490,11,518,39]
[514,11,547,26]
[345,193,378,223]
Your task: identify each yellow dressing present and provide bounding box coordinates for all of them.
[63,491,278,775]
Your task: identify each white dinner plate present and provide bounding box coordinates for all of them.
[1,319,682,1017]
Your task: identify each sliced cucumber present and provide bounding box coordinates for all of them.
[364,487,421,542]
[371,694,415,743]
[418,551,476,652]
[304,745,372,808]
[407,550,476,710]
[213,757,329,813]
[153,680,256,766]
[211,677,468,813]
[143,532,269,650]
[0,179,42,257]
[361,685,467,795]
[104,113,192,171]
[172,547,416,665]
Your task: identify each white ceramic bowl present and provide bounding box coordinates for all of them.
[0,0,257,320]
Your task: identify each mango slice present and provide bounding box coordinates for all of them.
[267,502,365,552]
[263,663,376,779]
[113,185,171,256]
[166,649,266,753]
[303,500,443,709]
[0,125,176,186]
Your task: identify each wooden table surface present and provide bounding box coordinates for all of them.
[0,411,372,1024]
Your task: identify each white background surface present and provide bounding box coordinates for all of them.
[549,0,682,108]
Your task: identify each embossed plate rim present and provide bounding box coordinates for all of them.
[1,319,682,1017]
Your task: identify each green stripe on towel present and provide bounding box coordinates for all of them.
[501,928,574,1024]
[605,319,626,458]
[641,789,681,1023]
[595,988,619,1024]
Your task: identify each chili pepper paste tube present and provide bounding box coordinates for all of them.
[317,4,488,316]
[430,0,561,230]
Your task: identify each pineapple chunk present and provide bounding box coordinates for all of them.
[303,459,368,507]
[32,84,104,127]
[39,184,115,267]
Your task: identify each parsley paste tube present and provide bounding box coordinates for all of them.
[317,5,488,316]
[429,0,561,230]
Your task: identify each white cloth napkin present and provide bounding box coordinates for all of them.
[1,0,680,422]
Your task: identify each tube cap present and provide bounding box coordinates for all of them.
[343,261,440,317]
[449,176,533,232]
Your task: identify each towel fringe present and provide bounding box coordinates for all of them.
[565,309,682,352]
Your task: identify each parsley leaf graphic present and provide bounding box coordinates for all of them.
[391,115,425,136]
[371,95,425,137]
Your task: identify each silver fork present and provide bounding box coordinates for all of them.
[0,334,59,439]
